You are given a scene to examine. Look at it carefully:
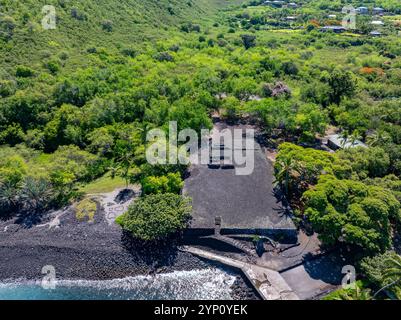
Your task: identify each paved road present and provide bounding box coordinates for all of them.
[280,253,344,299]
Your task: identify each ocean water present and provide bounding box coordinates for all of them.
[0,268,236,300]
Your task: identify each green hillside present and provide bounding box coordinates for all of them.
[0,0,238,75]
[1,0,401,282]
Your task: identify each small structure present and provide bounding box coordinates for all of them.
[328,14,337,19]
[327,134,367,150]
[264,0,285,7]
[371,20,384,26]
[370,30,382,37]
[286,16,297,21]
[288,2,298,9]
[356,7,369,15]
[320,26,346,33]
[373,7,385,16]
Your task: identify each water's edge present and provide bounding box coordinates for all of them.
[0,268,238,300]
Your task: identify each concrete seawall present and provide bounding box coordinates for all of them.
[182,246,299,300]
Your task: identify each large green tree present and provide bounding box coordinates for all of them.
[303,175,401,253]
[116,193,192,241]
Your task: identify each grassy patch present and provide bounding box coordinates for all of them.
[75,198,97,223]
[80,173,126,194]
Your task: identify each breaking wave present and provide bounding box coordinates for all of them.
[0,268,236,300]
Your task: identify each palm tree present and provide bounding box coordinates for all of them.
[367,130,392,147]
[372,254,401,300]
[19,177,54,213]
[334,286,371,300]
[349,130,362,147]
[0,180,21,214]
[384,254,401,286]
[274,157,301,196]
[339,130,350,149]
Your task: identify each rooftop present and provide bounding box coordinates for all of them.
[327,134,368,149]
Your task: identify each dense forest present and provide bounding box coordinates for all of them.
[1,0,401,299]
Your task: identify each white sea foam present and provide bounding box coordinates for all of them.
[0,268,236,300]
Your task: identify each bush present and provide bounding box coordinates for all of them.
[101,20,113,32]
[0,80,16,97]
[75,198,97,222]
[71,8,88,21]
[241,34,256,50]
[45,60,60,75]
[154,52,174,62]
[282,61,299,76]
[0,16,16,41]
[141,172,184,195]
[16,65,35,78]
[116,193,192,241]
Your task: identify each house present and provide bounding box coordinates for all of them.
[373,7,385,16]
[371,20,384,26]
[264,0,285,7]
[272,0,285,7]
[327,134,367,150]
[320,26,347,33]
[370,30,382,37]
[356,7,369,15]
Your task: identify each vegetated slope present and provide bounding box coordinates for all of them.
[0,0,238,75]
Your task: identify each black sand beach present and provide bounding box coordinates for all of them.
[0,205,259,300]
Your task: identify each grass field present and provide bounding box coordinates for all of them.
[80,174,127,194]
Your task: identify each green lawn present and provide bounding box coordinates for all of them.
[80,174,127,195]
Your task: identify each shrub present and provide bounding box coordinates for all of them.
[0,80,16,97]
[45,60,60,75]
[116,193,192,241]
[70,8,88,21]
[101,20,113,32]
[241,34,256,49]
[75,198,97,222]
[0,16,16,41]
[16,65,35,78]
[282,61,299,76]
[141,172,184,195]
[154,52,174,62]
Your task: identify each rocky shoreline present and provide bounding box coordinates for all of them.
[0,204,259,300]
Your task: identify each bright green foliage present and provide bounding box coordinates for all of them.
[221,96,241,122]
[274,143,350,195]
[303,175,400,253]
[361,251,401,299]
[327,68,356,105]
[141,172,184,195]
[338,147,391,179]
[75,198,97,223]
[324,281,372,301]
[116,193,192,241]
